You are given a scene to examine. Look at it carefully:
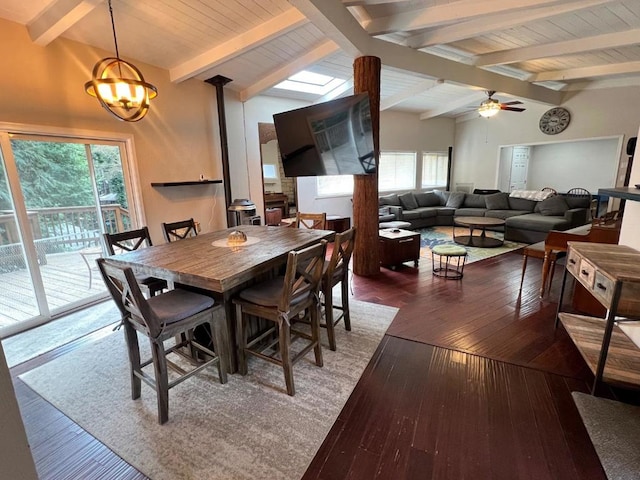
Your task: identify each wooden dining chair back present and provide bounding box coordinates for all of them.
[295,212,327,230]
[103,228,167,296]
[97,258,228,424]
[322,227,356,351]
[162,218,198,243]
[566,187,593,219]
[233,240,327,396]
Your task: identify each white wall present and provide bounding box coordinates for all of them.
[297,111,456,217]
[506,137,620,193]
[454,86,640,190]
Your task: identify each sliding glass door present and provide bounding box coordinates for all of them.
[0,129,140,337]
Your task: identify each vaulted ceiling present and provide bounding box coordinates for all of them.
[3,0,640,118]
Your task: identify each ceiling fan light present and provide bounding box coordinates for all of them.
[478,101,501,118]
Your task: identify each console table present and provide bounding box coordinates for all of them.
[264,193,289,218]
[556,242,640,393]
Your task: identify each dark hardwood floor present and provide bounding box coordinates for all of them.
[9,248,635,479]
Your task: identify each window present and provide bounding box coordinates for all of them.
[273,70,347,95]
[422,152,449,188]
[379,151,416,192]
[316,175,354,197]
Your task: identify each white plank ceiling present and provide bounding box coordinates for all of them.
[3,0,640,117]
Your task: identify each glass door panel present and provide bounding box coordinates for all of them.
[91,144,132,234]
[0,149,41,329]
[10,137,107,316]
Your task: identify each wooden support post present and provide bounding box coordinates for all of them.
[353,56,381,276]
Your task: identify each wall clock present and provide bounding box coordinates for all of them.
[539,107,571,135]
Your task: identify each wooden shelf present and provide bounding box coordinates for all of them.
[559,312,640,388]
[151,180,222,187]
[597,187,640,202]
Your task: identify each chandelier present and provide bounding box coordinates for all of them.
[84,0,157,122]
[478,99,501,118]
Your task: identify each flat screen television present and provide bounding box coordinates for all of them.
[273,93,375,177]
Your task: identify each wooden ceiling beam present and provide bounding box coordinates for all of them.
[419,91,487,120]
[27,0,101,46]
[475,29,640,67]
[380,79,441,111]
[170,8,308,83]
[292,0,561,105]
[531,61,640,82]
[366,0,565,36]
[406,0,616,49]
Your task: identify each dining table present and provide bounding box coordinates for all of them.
[103,225,334,372]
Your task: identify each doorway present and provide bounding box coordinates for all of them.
[0,128,141,337]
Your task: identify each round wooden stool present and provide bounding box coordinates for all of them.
[431,244,467,279]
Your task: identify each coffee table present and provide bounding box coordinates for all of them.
[454,216,505,248]
[379,228,420,269]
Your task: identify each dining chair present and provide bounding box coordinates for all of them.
[566,187,593,219]
[103,227,167,296]
[233,240,327,396]
[162,218,198,243]
[295,212,327,230]
[321,227,356,351]
[97,258,228,424]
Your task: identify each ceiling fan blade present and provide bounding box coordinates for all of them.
[501,106,526,112]
[501,100,523,106]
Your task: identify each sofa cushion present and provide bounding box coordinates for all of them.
[436,207,455,217]
[415,207,438,218]
[485,209,531,220]
[505,213,569,232]
[507,196,537,212]
[538,195,569,216]
[434,190,450,204]
[379,206,390,216]
[415,191,441,207]
[379,213,396,222]
[455,208,486,217]
[485,192,510,210]
[565,195,591,209]
[446,192,465,208]
[379,193,401,206]
[398,192,419,210]
[401,209,421,221]
[462,193,487,208]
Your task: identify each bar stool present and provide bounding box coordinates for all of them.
[431,245,467,279]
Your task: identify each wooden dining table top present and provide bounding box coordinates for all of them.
[103,225,334,294]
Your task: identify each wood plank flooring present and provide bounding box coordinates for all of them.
[9,248,637,479]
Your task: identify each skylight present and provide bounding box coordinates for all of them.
[274,70,347,95]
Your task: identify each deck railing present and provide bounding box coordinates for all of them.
[0,205,130,271]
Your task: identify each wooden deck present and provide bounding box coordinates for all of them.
[0,251,107,328]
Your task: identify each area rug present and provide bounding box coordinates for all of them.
[418,226,526,264]
[2,300,119,368]
[20,299,398,480]
[572,392,640,479]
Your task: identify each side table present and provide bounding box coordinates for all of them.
[379,229,420,270]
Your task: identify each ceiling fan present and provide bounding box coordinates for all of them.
[478,91,525,118]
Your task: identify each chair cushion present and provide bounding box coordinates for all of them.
[147,289,215,324]
[238,277,284,307]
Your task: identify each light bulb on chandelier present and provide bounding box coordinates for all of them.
[84,0,157,121]
[478,101,501,118]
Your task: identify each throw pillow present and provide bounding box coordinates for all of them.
[398,192,418,210]
[463,193,487,208]
[485,192,509,210]
[379,193,401,206]
[415,191,441,207]
[446,192,465,208]
[538,195,569,216]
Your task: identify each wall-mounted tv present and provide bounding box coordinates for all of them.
[273,93,375,177]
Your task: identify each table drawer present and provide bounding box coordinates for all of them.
[566,249,581,277]
[592,271,615,307]
[577,258,596,289]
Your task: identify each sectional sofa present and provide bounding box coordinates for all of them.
[378,190,591,243]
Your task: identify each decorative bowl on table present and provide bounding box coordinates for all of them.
[227,230,248,246]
